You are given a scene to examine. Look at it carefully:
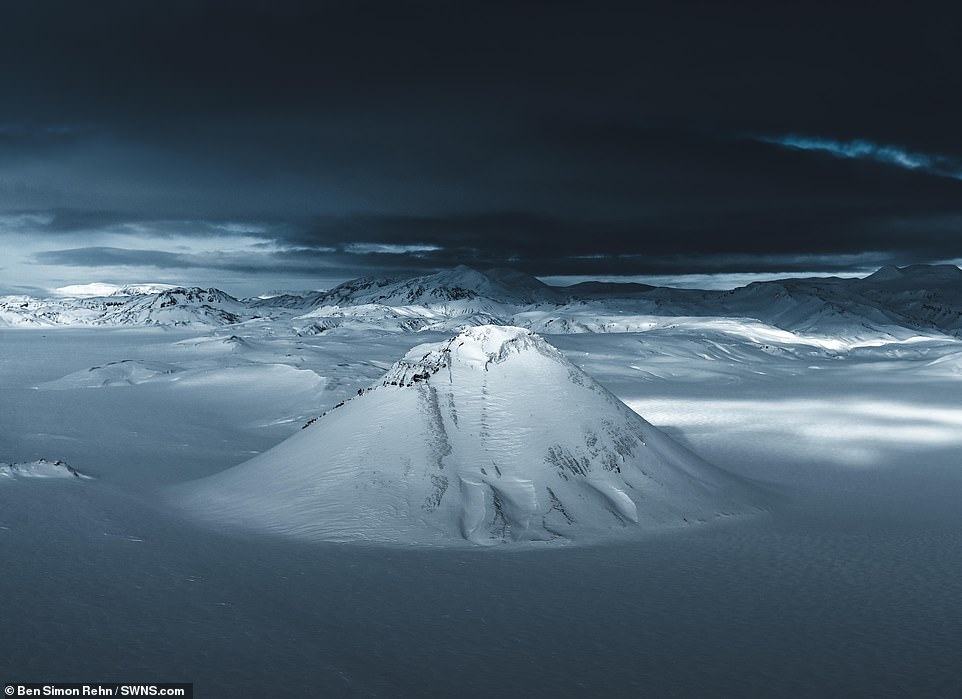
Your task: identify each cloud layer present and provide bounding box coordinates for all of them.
[2,1,962,291]
[760,135,962,180]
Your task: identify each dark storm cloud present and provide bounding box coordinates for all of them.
[33,246,319,275]
[4,1,962,282]
[35,247,248,271]
[34,244,441,278]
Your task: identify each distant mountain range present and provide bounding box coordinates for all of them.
[3,264,961,339]
[0,287,246,328]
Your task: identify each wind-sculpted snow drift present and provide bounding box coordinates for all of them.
[176,326,759,545]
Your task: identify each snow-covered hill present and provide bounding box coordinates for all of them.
[175,326,758,545]
[0,459,91,481]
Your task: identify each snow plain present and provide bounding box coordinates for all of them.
[2,272,962,695]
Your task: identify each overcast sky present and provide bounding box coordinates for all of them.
[2,1,962,295]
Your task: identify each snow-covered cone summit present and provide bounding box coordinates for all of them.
[176,325,759,545]
[382,324,551,383]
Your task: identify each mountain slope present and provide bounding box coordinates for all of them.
[175,325,758,545]
[96,287,245,326]
[306,265,561,308]
[297,264,962,340]
[854,264,962,336]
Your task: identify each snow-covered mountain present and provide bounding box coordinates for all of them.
[285,266,565,333]
[0,459,91,481]
[0,294,116,327]
[305,265,562,308]
[0,286,246,327]
[716,266,962,338]
[294,263,962,340]
[521,267,962,341]
[1,267,558,328]
[247,293,310,309]
[175,325,757,545]
[706,279,915,340]
[3,264,961,336]
[97,287,245,326]
[854,264,962,336]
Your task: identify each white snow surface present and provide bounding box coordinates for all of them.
[53,282,176,297]
[176,326,757,545]
[53,283,127,297]
[3,297,962,693]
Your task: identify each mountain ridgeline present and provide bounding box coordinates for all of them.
[2,264,961,339]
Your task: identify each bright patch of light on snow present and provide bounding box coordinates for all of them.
[519,309,936,350]
[53,283,125,297]
[52,282,176,297]
[626,397,962,467]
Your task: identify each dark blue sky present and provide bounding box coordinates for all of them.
[3,1,962,293]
